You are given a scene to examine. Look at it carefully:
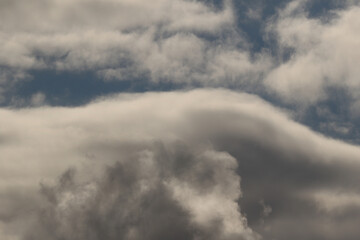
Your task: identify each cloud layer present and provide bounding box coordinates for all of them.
[1,90,360,239]
[2,1,360,239]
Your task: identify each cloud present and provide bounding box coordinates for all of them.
[26,147,257,240]
[265,1,360,107]
[1,89,360,239]
[1,0,360,111]
[2,1,360,238]
[0,1,237,73]
[313,190,360,213]
[0,0,274,100]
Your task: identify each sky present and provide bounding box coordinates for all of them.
[1,0,360,239]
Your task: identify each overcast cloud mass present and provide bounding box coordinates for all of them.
[1,0,360,239]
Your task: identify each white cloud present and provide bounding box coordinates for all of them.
[265,2,360,106]
[0,0,273,96]
[2,0,360,112]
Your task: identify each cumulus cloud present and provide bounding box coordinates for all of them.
[265,0,360,107]
[26,148,257,240]
[1,90,360,239]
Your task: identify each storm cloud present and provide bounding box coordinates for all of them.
[1,90,360,239]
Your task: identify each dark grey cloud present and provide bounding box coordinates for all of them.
[183,107,360,240]
[1,90,360,239]
[25,143,257,240]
